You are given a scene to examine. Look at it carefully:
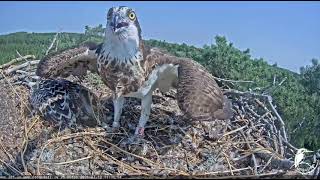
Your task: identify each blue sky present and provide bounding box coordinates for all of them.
[0,1,319,73]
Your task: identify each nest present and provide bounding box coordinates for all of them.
[0,55,319,178]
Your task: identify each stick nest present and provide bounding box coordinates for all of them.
[0,56,319,179]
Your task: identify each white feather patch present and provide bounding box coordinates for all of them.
[102,24,141,65]
[124,64,179,98]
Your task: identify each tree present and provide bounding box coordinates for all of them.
[85,25,90,35]
[300,58,320,94]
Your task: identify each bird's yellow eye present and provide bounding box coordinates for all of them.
[128,12,136,20]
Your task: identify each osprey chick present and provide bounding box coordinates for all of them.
[36,6,233,141]
[30,79,103,129]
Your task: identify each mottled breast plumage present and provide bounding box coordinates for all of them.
[96,42,147,98]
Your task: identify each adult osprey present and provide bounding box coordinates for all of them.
[36,6,233,140]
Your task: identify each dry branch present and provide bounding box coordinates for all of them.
[214,77,254,83]
[224,89,288,142]
[266,96,288,142]
[278,77,287,86]
[0,55,36,69]
[4,60,40,75]
[15,70,36,76]
[43,156,92,166]
[45,31,60,55]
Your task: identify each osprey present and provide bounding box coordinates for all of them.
[36,6,233,141]
[29,79,103,129]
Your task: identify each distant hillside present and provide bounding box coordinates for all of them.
[0,31,319,150]
[0,32,86,64]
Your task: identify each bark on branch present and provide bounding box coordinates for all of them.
[45,31,60,55]
[0,55,36,69]
[4,60,40,75]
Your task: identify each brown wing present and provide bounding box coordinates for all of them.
[36,41,102,79]
[145,47,233,121]
[176,59,233,121]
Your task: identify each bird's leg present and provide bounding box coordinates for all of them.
[120,92,152,146]
[134,91,152,137]
[112,96,125,130]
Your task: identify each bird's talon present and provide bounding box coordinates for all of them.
[120,134,144,147]
[103,124,112,132]
[135,127,145,137]
[111,126,120,133]
[111,123,121,132]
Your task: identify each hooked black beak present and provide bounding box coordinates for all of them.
[110,15,129,32]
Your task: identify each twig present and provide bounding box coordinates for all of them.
[5,60,40,74]
[183,150,192,174]
[55,39,59,52]
[251,153,258,175]
[0,71,33,113]
[225,89,288,142]
[0,158,22,176]
[45,31,60,55]
[210,170,285,179]
[281,136,298,152]
[240,129,258,175]
[0,168,10,176]
[36,131,110,175]
[278,131,285,157]
[222,152,234,176]
[213,77,254,83]
[194,166,262,176]
[19,117,40,174]
[84,139,148,175]
[266,95,288,142]
[0,140,15,163]
[100,139,160,168]
[16,50,28,61]
[15,70,35,76]
[43,156,92,166]
[259,153,275,173]
[278,77,287,86]
[0,55,36,69]
[20,117,28,174]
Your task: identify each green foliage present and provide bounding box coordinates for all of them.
[300,58,320,94]
[0,32,87,64]
[298,59,320,149]
[0,27,319,150]
[85,24,105,37]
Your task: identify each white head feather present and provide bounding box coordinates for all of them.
[102,6,142,64]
